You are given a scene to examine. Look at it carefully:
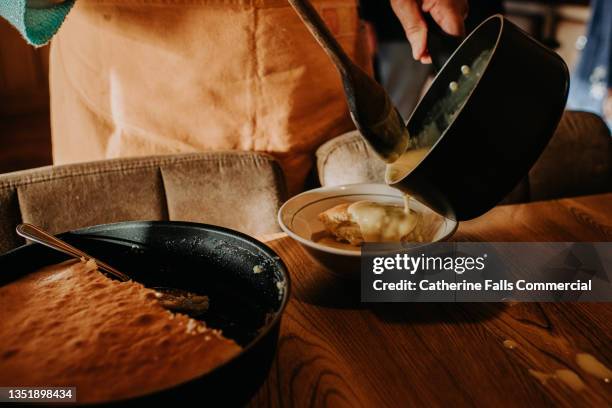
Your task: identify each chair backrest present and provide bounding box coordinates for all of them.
[528,110,611,201]
[0,152,287,254]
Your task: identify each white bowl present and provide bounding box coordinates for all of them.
[278,183,458,278]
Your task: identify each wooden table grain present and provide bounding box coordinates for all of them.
[249,194,612,407]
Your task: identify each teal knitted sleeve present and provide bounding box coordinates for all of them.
[0,0,75,47]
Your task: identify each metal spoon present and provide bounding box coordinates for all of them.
[16,223,209,316]
[287,0,409,163]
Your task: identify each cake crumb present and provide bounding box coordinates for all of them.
[186,319,197,334]
[276,280,286,298]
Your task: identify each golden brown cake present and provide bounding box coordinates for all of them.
[319,201,423,245]
[318,203,364,245]
[0,259,241,403]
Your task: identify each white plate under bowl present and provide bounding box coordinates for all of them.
[278,183,458,278]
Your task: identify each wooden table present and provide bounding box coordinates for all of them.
[249,194,612,407]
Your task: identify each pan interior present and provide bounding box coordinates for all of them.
[0,221,287,347]
[387,16,502,184]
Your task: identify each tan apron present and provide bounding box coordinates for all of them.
[50,0,371,195]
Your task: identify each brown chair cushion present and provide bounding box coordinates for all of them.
[528,111,611,201]
[0,152,287,254]
[316,111,611,205]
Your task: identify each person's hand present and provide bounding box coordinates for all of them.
[390,0,468,63]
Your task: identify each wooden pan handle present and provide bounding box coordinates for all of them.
[287,0,354,75]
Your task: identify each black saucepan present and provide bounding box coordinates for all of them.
[389,14,570,221]
[0,221,290,406]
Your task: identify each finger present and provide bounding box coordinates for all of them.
[422,0,467,37]
[391,0,428,60]
[431,9,465,37]
[422,0,469,18]
[419,47,432,64]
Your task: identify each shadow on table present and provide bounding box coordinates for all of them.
[294,272,364,309]
[370,302,504,324]
[295,272,504,323]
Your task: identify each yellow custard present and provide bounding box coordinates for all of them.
[347,200,418,243]
[385,147,429,183]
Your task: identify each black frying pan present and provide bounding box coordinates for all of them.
[0,221,290,406]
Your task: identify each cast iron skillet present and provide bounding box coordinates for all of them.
[0,221,290,406]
